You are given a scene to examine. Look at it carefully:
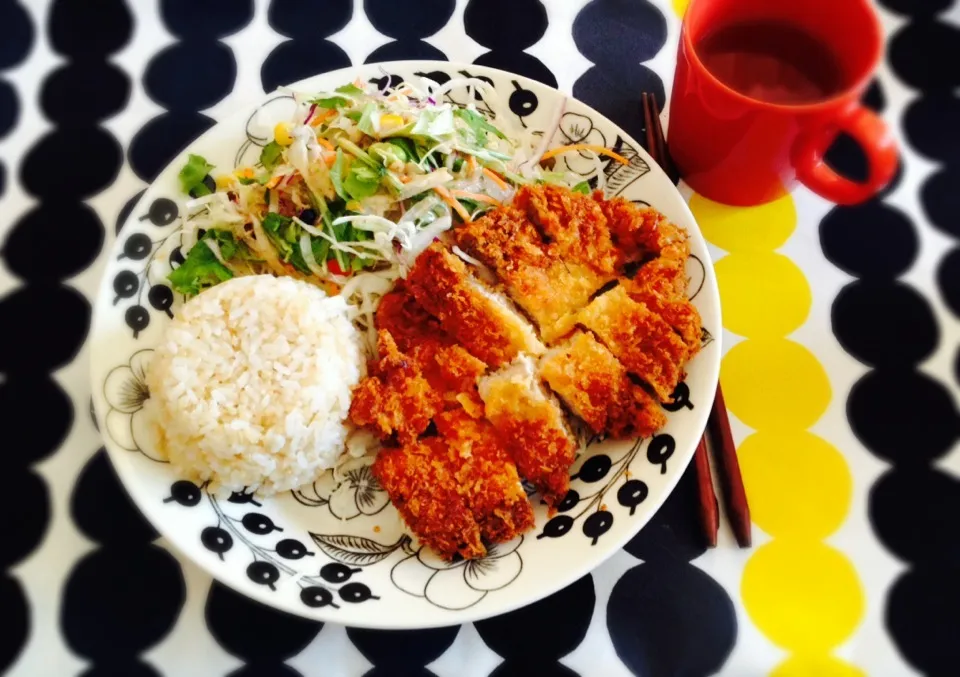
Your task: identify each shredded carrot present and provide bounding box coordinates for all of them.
[399,175,413,183]
[323,153,336,167]
[482,167,508,190]
[467,155,477,175]
[434,186,472,223]
[265,174,282,189]
[539,143,630,166]
[316,137,335,151]
[450,189,500,205]
[310,109,337,127]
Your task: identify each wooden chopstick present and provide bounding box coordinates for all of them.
[641,93,680,184]
[693,436,719,548]
[639,92,752,549]
[707,385,752,547]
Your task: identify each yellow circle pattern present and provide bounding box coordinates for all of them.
[738,431,852,540]
[691,193,864,672]
[742,541,865,651]
[772,655,866,677]
[715,253,811,338]
[720,339,831,431]
[692,193,798,253]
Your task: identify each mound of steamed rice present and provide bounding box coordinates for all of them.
[145,275,364,495]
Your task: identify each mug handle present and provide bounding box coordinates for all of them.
[793,104,899,205]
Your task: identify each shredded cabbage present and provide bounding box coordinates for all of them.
[169,75,606,332]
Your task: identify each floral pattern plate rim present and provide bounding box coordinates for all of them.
[89,61,721,629]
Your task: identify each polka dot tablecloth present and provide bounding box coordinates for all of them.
[1,0,958,675]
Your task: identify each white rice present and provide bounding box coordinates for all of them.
[145,275,364,495]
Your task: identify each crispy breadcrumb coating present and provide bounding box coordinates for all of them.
[355,186,705,559]
[372,438,486,560]
[478,356,577,506]
[349,331,441,443]
[576,285,687,402]
[435,410,535,544]
[514,184,619,274]
[407,243,544,367]
[540,331,666,439]
[596,193,689,263]
[623,259,702,358]
[455,201,612,341]
[374,281,452,353]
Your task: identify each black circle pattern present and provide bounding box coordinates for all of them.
[40,2,188,674]
[62,546,185,661]
[130,0,239,181]
[262,0,350,93]
[7,2,948,674]
[476,574,594,669]
[72,450,159,546]
[348,626,459,672]
[607,561,736,676]
[205,582,321,664]
[0,2,36,671]
[843,6,960,672]
[465,0,555,87]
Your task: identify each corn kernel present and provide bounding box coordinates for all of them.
[346,200,362,212]
[380,114,403,131]
[234,167,255,179]
[274,122,293,146]
[215,175,233,190]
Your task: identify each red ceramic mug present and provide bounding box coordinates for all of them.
[667,0,898,206]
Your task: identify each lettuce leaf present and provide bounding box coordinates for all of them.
[168,238,233,296]
[343,162,382,200]
[178,154,213,196]
[260,141,283,171]
[454,108,505,145]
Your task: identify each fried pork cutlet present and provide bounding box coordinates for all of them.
[349,330,441,444]
[623,259,702,359]
[597,193,689,263]
[455,205,613,342]
[407,243,544,367]
[371,410,534,561]
[513,184,619,273]
[348,324,487,443]
[435,410,535,544]
[478,356,577,506]
[576,285,688,402]
[372,438,486,560]
[540,331,666,439]
[374,280,451,353]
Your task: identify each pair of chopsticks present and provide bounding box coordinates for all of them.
[640,92,752,548]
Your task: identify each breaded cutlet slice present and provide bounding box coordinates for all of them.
[513,184,619,274]
[372,438,486,560]
[576,285,687,402]
[349,330,441,443]
[435,410,535,544]
[375,281,488,408]
[455,208,612,341]
[375,280,452,353]
[596,193,689,263]
[406,243,544,367]
[625,255,688,299]
[623,260,702,359]
[540,331,666,439]
[478,355,578,507]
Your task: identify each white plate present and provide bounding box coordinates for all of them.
[89,61,721,629]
